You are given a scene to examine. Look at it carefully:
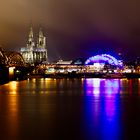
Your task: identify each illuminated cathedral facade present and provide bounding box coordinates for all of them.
[20,26,48,65]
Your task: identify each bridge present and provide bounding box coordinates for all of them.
[0,47,25,67]
[0,47,30,82]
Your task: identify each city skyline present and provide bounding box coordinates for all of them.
[0,0,140,61]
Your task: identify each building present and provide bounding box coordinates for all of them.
[20,26,48,65]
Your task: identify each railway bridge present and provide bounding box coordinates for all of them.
[0,47,30,82]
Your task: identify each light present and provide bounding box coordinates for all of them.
[123,69,132,73]
[9,67,15,75]
[85,54,120,66]
[94,63,103,67]
[9,67,15,80]
[15,70,20,74]
[45,68,55,74]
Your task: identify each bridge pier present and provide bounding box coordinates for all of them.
[0,65,9,84]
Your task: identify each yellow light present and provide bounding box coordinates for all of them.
[9,67,15,75]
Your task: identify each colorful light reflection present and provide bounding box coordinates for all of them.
[84,79,121,140]
[85,78,120,96]
[85,78,100,97]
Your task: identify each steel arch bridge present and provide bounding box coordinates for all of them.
[0,47,8,65]
[0,47,25,66]
[85,54,119,66]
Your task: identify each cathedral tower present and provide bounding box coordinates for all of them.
[37,28,46,48]
[27,26,35,50]
[36,27,48,63]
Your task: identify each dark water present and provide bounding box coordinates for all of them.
[0,78,140,140]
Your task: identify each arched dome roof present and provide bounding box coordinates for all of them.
[85,54,119,66]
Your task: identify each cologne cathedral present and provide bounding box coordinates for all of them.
[20,26,48,65]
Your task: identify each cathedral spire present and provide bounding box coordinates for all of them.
[27,25,35,49]
[29,26,34,38]
[39,27,43,37]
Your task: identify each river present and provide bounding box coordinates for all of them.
[0,78,140,140]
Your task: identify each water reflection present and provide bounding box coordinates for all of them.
[7,93,19,139]
[85,78,100,97]
[9,81,18,95]
[84,79,121,140]
[0,78,140,139]
[0,81,19,139]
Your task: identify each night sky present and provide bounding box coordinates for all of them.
[0,0,140,61]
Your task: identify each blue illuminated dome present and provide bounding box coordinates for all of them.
[85,54,120,66]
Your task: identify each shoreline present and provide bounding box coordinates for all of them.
[1,73,140,85]
[28,73,140,79]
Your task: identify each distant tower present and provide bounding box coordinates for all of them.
[20,26,48,65]
[21,26,35,64]
[37,28,46,48]
[36,27,48,63]
[27,26,35,49]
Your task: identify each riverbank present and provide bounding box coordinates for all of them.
[28,73,140,79]
[1,72,140,85]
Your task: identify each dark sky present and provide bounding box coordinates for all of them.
[0,0,140,61]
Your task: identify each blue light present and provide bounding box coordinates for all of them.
[85,54,120,66]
